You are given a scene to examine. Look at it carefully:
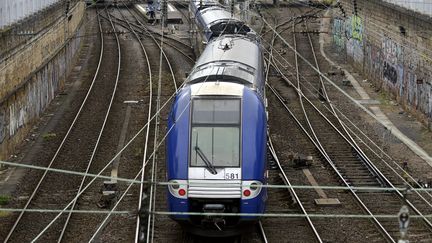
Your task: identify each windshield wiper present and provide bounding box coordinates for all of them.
[194,146,217,175]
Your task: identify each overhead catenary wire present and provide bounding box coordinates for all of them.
[260,13,432,164]
[3,6,109,243]
[32,2,229,238]
[3,0,418,194]
[0,0,424,211]
[259,6,432,239]
[88,6,256,242]
[251,10,432,198]
[2,159,432,192]
[255,5,432,205]
[5,207,432,220]
[151,211,432,219]
[58,8,123,242]
[29,83,181,242]
[5,2,432,239]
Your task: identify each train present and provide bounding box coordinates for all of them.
[190,0,252,42]
[166,0,268,237]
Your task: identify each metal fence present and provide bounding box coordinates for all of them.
[382,0,432,16]
[0,0,60,29]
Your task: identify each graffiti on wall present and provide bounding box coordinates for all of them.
[332,18,345,49]
[332,15,364,59]
[405,48,419,71]
[0,109,5,142]
[331,11,432,120]
[383,61,398,84]
[369,44,381,74]
[382,36,403,65]
[381,36,405,87]
[349,15,363,42]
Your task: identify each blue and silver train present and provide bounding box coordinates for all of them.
[166,0,267,236]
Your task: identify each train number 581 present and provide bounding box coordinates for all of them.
[225,173,239,180]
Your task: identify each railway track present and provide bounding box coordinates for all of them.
[260,3,432,242]
[85,5,194,242]
[54,7,156,242]
[4,3,432,243]
[4,8,122,242]
[2,4,195,241]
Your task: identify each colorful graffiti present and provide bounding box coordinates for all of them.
[350,15,363,42]
[332,18,345,49]
[332,15,364,51]
[329,8,432,121]
[382,36,403,65]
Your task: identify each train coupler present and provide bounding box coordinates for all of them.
[202,204,226,230]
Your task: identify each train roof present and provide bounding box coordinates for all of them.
[187,35,263,88]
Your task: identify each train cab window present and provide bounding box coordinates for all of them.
[190,99,240,167]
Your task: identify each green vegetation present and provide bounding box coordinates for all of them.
[42,133,57,140]
[0,195,10,205]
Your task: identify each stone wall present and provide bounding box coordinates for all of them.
[0,0,80,60]
[328,0,432,127]
[0,2,85,161]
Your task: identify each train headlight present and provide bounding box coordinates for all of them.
[171,181,180,190]
[168,180,187,199]
[250,182,259,191]
[241,181,263,199]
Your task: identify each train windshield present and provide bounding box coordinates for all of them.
[190,98,241,168]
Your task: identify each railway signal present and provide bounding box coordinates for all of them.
[398,205,410,243]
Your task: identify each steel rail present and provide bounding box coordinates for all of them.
[123,4,178,91]
[300,17,388,187]
[263,12,432,237]
[274,57,432,231]
[266,75,395,242]
[126,17,192,50]
[147,11,167,243]
[289,15,393,240]
[57,8,123,242]
[87,82,190,243]
[119,5,179,241]
[267,18,432,206]
[259,16,432,204]
[260,0,430,186]
[268,138,323,243]
[296,13,432,230]
[90,6,154,242]
[117,11,154,243]
[26,85,180,243]
[106,15,195,63]
[3,9,107,243]
[258,221,269,243]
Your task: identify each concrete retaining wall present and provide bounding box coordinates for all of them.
[0,2,86,161]
[328,0,432,127]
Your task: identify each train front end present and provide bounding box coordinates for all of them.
[166,81,267,236]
